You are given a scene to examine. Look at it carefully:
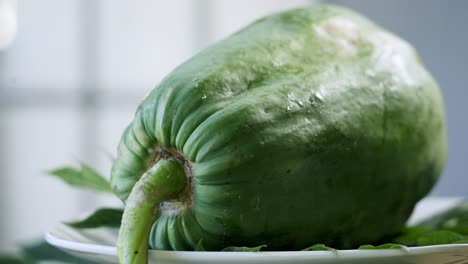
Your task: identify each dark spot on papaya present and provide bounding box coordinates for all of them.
[134,250,138,254]
[286,169,291,174]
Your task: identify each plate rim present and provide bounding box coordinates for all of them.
[45,228,468,260]
[45,197,468,261]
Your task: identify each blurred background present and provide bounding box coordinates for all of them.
[0,0,467,254]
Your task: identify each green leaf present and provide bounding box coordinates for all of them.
[0,256,23,264]
[417,200,468,230]
[440,216,468,235]
[302,244,337,255]
[416,230,464,246]
[22,240,93,263]
[358,243,407,250]
[221,245,266,252]
[392,226,431,246]
[452,238,468,244]
[0,240,94,263]
[194,240,266,252]
[65,208,123,228]
[358,245,376,249]
[195,239,206,251]
[48,163,112,193]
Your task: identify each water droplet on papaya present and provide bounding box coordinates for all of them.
[201,94,207,100]
[273,58,283,67]
[192,76,199,82]
[226,89,234,97]
[259,141,265,145]
[315,91,324,102]
[289,40,301,50]
[287,106,291,111]
[365,69,376,77]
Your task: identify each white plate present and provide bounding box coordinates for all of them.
[45,197,468,264]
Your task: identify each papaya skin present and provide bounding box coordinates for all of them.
[112,4,447,259]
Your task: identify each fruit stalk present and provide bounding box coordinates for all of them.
[117,158,186,264]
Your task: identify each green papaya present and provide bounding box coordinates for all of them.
[111,4,446,263]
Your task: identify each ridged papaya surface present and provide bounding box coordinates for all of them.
[111,5,446,251]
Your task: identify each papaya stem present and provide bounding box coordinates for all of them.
[117,158,187,264]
